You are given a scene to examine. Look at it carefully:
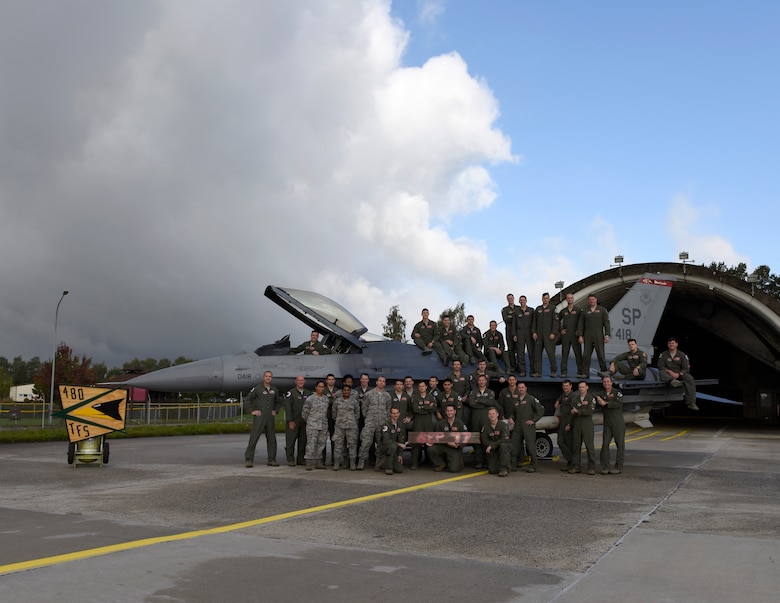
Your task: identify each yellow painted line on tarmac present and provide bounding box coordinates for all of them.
[599,428,659,450]
[0,470,488,576]
[661,429,689,441]
[625,430,661,443]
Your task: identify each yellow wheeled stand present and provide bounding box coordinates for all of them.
[67,436,110,467]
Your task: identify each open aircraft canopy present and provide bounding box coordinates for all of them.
[264,285,371,349]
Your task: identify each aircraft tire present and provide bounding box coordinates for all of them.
[67,442,75,465]
[102,441,110,465]
[535,432,553,459]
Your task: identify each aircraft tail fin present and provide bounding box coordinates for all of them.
[605,274,676,361]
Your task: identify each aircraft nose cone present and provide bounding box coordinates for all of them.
[128,357,225,392]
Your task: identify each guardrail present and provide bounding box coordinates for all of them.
[0,400,246,427]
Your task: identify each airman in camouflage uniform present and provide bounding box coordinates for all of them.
[284,375,310,466]
[569,381,597,475]
[357,377,391,470]
[508,382,545,472]
[301,381,329,470]
[244,370,282,467]
[595,375,625,474]
[332,385,360,471]
[481,407,511,476]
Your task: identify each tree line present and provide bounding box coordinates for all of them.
[0,348,193,401]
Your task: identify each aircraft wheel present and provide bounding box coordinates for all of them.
[102,441,110,465]
[535,433,553,458]
[67,442,75,465]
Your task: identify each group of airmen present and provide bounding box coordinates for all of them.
[243,369,628,478]
[411,292,697,409]
[242,289,698,475]
[410,292,612,379]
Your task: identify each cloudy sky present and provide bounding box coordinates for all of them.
[1,0,778,368]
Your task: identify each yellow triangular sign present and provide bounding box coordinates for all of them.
[57,385,127,443]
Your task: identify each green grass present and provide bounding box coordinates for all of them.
[0,414,287,444]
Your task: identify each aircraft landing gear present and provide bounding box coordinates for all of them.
[535,432,553,458]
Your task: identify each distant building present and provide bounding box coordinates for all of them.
[9,384,40,402]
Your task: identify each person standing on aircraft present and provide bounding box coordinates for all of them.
[482,406,511,477]
[508,382,545,472]
[483,320,507,373]
[437,378,464,422]
[284,375,310,467]
[427,403,467,473]
[603,338,648,380]
[461,314,486,364]
[331,375,355,468]
[244,370,282,468]
[332,384,360,471]
[658,337,699,410]
[410,380,437,469]
[532,292,559,377]
[468,374,499,469]
[515,295,535,377]
[377,407,406,475]
[578,294,611,375]
[357,376,391,470]
[559,293,583,378]
[596,375,625,474]
[501,293,518,373]
[554,379,576,471]
[412,308,437,355]
[288,330,330,355]
[302,381,329,470]
[569,381,597,475]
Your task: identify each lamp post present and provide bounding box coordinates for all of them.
[679,251,694,275]
[48,290,69,426]
[554,281,565,302]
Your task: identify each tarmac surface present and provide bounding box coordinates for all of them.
[1,419,778,602]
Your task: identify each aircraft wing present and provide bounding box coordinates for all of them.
[695,392,743,406]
